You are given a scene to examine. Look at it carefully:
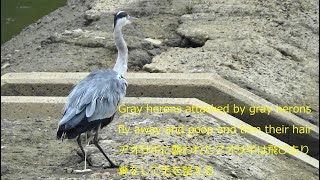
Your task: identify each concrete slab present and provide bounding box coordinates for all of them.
[1,72,319,159]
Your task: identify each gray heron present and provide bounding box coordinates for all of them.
[57,11,134,168]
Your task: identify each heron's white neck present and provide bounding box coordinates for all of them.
[113,26,128,77]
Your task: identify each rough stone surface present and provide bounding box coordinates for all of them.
[129,49,152,68]
[143,0,319,125]
[1,0,318,125]
[0,1,319,178]
[1,164,9,176]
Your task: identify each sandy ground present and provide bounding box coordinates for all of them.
[1,112,319,179]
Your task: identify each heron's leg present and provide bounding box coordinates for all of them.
[76,135,93,166]
[93,124,119,168]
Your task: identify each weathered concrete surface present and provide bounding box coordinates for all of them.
[1,72,319,159]
[2,72,318,134]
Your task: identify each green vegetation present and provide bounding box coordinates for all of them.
[1,0,66,44]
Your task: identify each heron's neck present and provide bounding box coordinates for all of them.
[113,26,128,77]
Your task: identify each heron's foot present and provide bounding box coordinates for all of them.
[76,151,93,166]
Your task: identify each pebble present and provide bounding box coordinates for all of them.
[1,63,11,69]
[230,171,238,178]
[144,38,162,46]
[66,168,73,174]
[90,171,110,179]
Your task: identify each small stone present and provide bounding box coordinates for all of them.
[84,10,101,21]
[102,172,111,176]
[66,168,73,174]
[143,64,164,73]
[73,28,84,34]
[62,30,73,35]
[1,63,11,69]
[90,172,103,178]
[180,59,188,64]
[230,171,238,178]
[186,134,193,139]
[100,140,115,144]
[144,38,162,46]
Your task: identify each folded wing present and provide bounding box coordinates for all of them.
[57,69,127,139]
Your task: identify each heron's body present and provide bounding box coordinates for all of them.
[56,11,133,168]
[57,69,127,139]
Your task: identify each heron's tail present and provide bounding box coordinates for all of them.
[56,126,67,141]
[56,108,87,140]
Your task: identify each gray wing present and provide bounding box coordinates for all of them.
[58,69,127,129]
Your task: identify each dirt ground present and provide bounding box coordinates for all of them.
[1,0,319,179]
[1,112,319,179]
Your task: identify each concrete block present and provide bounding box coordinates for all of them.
[1,72,319,159]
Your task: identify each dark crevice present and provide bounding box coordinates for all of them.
[164,34,207,48]
[83,19,94,26]
[180,36,207,48]
[40,36,105,48]
[273,46,302,62]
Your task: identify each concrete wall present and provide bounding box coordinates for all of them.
[1,72,319,160]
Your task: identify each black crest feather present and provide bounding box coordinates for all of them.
[114,11,128,28]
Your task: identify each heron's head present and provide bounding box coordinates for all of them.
[113,11,133,30]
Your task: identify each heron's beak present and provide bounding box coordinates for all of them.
[129,16,138,20]
[128,16,138,26]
